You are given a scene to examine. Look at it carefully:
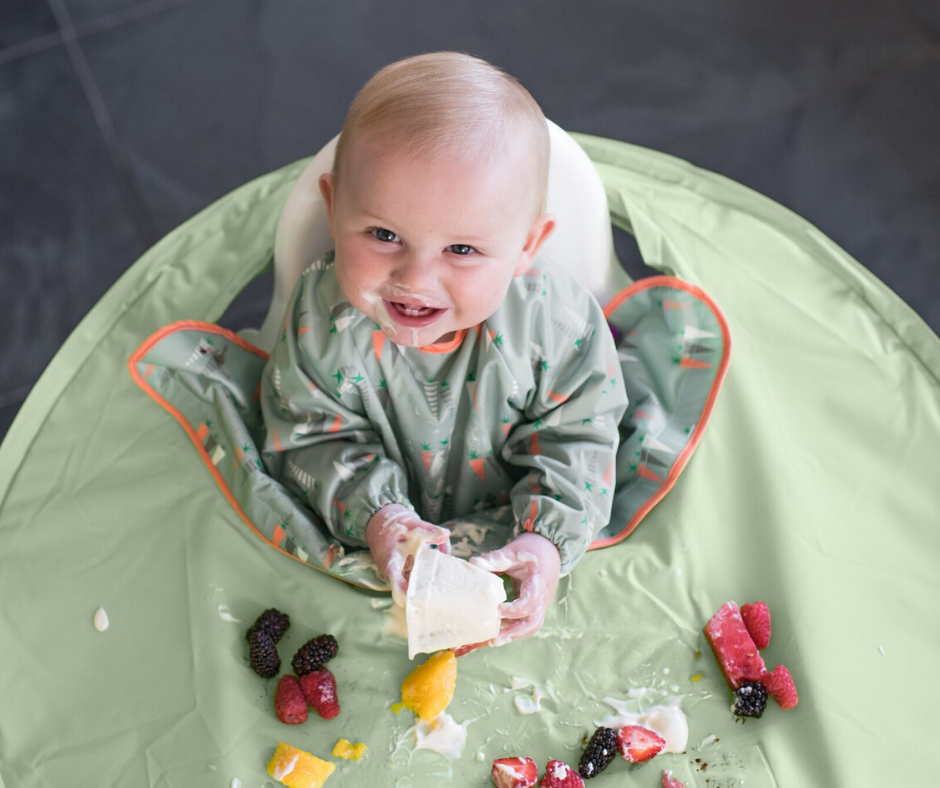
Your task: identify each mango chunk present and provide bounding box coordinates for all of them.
[266,742,335,788]
[399,650,457,721]
[332,738,367,760]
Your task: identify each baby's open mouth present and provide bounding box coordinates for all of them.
[384,299,447,328]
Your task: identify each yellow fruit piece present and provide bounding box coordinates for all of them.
[399,650,457,721]
[267,742,335,788]
[332,738,367,761]
[691,673,703,684]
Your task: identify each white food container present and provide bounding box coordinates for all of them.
[405,546,507,659]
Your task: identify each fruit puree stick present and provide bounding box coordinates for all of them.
[703,601,767,689]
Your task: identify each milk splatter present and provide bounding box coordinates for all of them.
[93,608,109,632]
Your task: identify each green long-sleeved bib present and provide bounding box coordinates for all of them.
[260,251,629,574]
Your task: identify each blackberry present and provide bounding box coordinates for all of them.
[247,629,280,678]
[292,634,339,677]
[732,681,768,718]
[578,726,618,779]
[246,608,290,643]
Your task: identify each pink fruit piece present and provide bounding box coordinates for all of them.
[703,601,767,689]
[300,668,340,720]
[491,757,539,788]
[741,601,771,650]
[617,725,665,764]
[661,769,686,788]
[761,664,799,710]
[538,759,584,788]
[274,674,308,724]
[454,640,489,658]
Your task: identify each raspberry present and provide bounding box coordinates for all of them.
[578,727,617,779]
[491,756,539,788]
[274,675,308,724]
[617,725,665,764]
[740,602,771,650]
[247,608,290,644]
[703,601,767,689]
[292,634,339,677]
[300,668,340,720]
[662,770,686,788]
[731,681,768,718]
[538,760,584,788]
[247,628,280,678]
[761,664,799,710]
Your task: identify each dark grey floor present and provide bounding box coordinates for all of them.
[2,0,939,441]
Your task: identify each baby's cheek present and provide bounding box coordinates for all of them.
[455,274,504,319]
[337,263,380,314]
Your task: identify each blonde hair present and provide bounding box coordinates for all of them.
[332,51,550,220]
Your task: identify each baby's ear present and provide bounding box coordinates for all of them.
[513,213,557,277]
[318,173,336,239]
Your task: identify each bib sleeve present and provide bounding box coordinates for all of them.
[260,269,410,547]
[501,288,629,575]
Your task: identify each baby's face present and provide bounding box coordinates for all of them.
[320,140,555,347]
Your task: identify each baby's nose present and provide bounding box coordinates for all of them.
[389,253,438,291]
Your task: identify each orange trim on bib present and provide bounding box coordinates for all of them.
[126,320,379,592]
[419,327,468,354]
[589,276,732,550]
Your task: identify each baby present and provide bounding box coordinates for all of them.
[261,51,628,645]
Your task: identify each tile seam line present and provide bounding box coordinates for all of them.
[0,32,66,68]
[0,0,194,67]
[44,0,160,248]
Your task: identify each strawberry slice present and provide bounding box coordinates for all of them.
[491,756,538,788]
[538,759,584,787]
[661,769,686,787]
[617,725,665,763]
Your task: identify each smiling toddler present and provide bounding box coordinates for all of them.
[260,51,628,645]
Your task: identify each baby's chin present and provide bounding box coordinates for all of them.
[378,322,458,348]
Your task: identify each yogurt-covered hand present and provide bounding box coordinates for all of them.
[366,504,451,606]
[470,532,561,646]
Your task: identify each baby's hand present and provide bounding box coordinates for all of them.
[470,532,561,646]
[366,504,451,606]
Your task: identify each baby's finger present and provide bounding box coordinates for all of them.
[416,523,451,549]
[498,575,544,620]
[469,550,515,574]
[384,553,407,604]
[493,613,545,646]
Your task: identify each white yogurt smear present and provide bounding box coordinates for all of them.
[514,686,547,715]
[217,605,240,623]
[411,713,469,759]
[698,734,718,748]
[381,601,408,639]
[272,753,299,781]
[599,697,688,753]
[93,608,109,632]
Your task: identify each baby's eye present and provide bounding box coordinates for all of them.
[371,227,399,243]
[448,244,475,256]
